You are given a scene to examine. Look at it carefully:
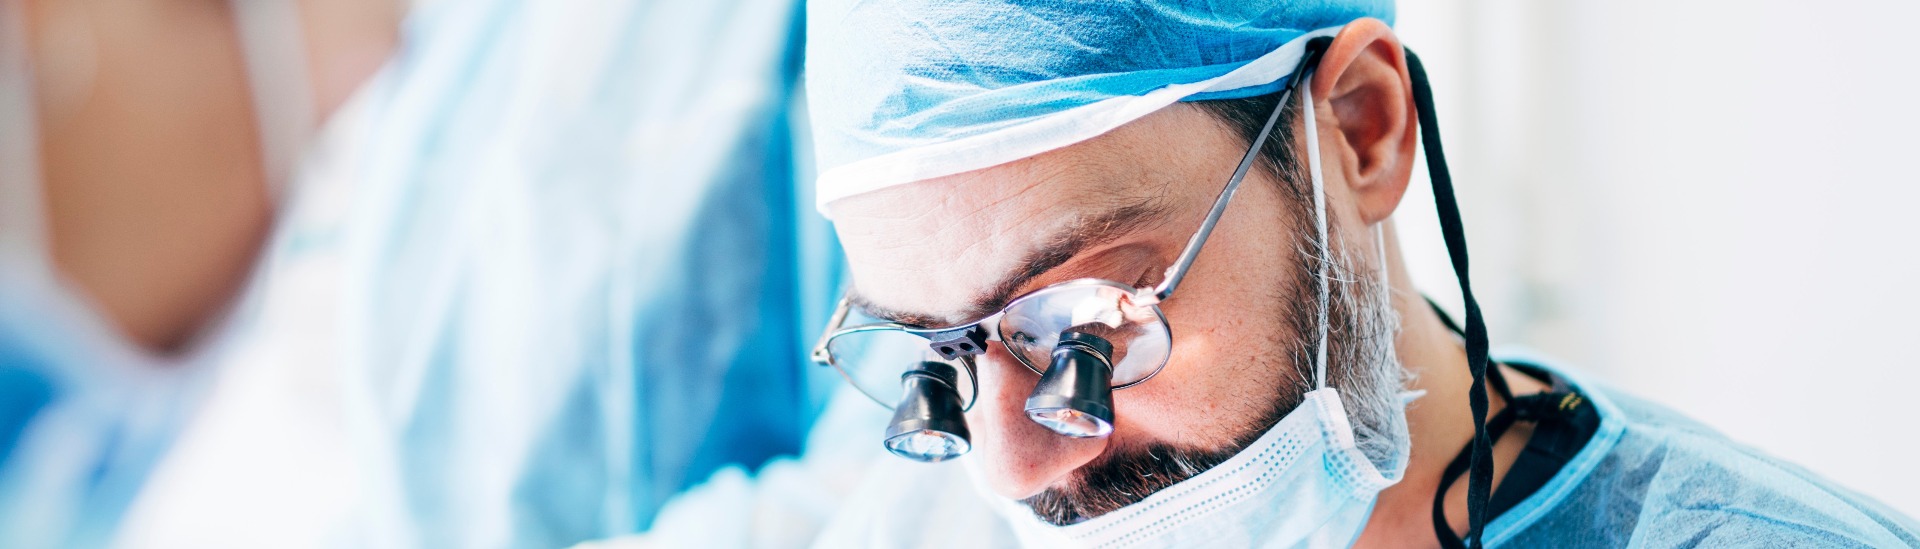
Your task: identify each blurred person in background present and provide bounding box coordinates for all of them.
[7,0,839,547]
[328,0,842,547]
[0,0,397,546]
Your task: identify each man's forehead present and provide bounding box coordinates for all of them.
[834,169,1121,326]
[840,189,1182,328]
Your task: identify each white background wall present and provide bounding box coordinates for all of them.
[1393,0,1920,515]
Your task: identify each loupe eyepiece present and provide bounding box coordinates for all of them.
[884,361,972,462]
[1024,330,1116,438]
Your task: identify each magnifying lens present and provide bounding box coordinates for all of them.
[1024,329,1116,438]
[883,360,973,461]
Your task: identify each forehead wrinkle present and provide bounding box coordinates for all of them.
[966,149,1146,261]
[939,179,1058,279]
[835,166,1023,247]
[880,162,1063,260]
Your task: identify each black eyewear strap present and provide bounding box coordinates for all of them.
[1272,40,1494,547]
[1403,47,1496,548]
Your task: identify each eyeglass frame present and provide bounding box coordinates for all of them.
[810,44,1326,409]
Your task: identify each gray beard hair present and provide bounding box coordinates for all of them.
[1019,225,1410,526]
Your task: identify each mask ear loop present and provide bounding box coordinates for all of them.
[1301,75,1332,392]
[1375,226,1390,301]
[1375,222,1398,356]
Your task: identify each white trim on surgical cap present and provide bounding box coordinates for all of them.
[814,27,1340,217]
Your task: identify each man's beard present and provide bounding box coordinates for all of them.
[1019,222,1409,526]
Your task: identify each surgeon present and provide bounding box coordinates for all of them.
[603,0,1920,547]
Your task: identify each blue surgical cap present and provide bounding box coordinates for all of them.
[806,0,1394,212]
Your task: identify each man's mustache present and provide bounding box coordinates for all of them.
[1020,441,1243,526]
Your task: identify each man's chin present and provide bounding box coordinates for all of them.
[1017,442,1241,526]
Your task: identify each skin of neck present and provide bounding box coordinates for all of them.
[1352,221,1546,548]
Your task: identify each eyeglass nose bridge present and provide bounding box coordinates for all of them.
[923,324,991,361]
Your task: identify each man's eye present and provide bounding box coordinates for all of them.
[1010,331,1038,346]
[1133,265,1162,288]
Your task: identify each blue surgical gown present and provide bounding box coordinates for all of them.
[1487,353,1920,547]
[0,262,221,548]
[336,0,839,546]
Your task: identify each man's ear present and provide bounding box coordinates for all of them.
[1310,18,1417,225]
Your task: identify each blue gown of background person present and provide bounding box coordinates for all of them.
[334,0,841,546]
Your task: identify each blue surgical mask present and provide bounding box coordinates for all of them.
[990,387,1414,548]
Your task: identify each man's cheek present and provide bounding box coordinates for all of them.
[1112,352,1244,449]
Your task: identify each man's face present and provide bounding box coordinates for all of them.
[831,103,1332,523]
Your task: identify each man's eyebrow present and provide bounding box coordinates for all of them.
[969,196,1176,314]
[846,291,946,329]
[848,195,1178,329]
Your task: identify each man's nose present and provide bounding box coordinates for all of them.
[964,344,1109,499]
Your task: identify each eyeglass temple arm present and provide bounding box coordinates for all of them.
[811,295,854,365]
[1149,38,1329,303]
